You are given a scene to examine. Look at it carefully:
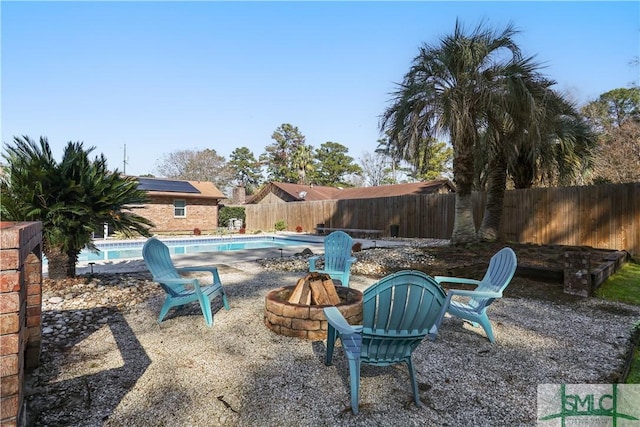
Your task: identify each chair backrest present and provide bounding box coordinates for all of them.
[360,271,446,365]
[323,231,353,271]
[142,238,184,295]
[469,247,517,311]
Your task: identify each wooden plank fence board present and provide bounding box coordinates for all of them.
[564,187,578,246]
[629,183,640,255]
[241,182,640,255]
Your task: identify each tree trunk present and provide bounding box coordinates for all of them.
[509,153,536,189]
[451,131,478,244]
[478,149,508,242]
[451,192,477,243]
[46,246,77,279]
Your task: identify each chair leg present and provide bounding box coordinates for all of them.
[221,291,230,310]
[407,358,421,406]
[197,293,214,327]
[158,299,173,323]
[325,325,337,366]
[342,273,350,287]
[477,314,496,343]
[347,357,361,415]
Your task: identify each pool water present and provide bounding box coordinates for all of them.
[60,236,317,263]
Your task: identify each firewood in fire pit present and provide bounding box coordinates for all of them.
[288,273,340,305]
[288,277,308,304]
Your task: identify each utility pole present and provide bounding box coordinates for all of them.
[123,144,128,174]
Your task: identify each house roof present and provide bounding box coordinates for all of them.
[247,179,455,204]
[337,180,455,199]
[135,177,225,199]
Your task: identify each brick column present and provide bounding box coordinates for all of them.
[0,221,43,427]
[563,250,592,297]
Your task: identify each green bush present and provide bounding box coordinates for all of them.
[274,220,287,231]
[219,206,246,228]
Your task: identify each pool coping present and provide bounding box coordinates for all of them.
[45,233,414,276]
[91,233,325,249]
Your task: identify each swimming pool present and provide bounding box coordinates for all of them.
[73,236,320,263]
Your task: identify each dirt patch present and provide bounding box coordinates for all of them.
[386,241,623,304]
[420,241,618,271]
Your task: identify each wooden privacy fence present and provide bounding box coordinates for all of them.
[242,182,640,256]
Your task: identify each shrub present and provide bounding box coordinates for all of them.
[112,230,142,240]
[295,225,303,233]
[193,227,202,236]
[352,242,363,252]
[218,206,246,228]
[274,220,287,231]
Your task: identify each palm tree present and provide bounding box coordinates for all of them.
[506,90,597,189]
[381,20,530,243]
[291,144,314,184]
[476,71,555,241]
[477,76,597,240]
[1,136,154,279]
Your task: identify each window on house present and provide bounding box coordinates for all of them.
[174,200,186,217]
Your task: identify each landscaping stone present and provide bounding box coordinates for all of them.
[23,243,640,426]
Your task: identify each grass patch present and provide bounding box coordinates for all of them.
[628,341,640,384]
[594,261,640,305]
[594,260,640,384]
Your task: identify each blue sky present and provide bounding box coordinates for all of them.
[2,1,638,177]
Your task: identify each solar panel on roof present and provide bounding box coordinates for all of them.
[137,178,201,193]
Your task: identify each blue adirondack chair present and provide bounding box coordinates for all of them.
[323,270,447,414]
[432,247,517,343]
[142,237,230,327]
[309,230,356,287]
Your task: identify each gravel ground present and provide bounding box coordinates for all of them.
[25,247,640,427]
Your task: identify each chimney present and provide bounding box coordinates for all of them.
[233,185,246,204]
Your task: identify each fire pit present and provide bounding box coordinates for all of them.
[264,274,363,340]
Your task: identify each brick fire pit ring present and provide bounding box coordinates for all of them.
[264,285,363,340]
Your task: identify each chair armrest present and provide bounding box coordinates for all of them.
[446,289,502,299]
[433,276,481,287]
[323,306,359,335]
[429,297,451,341]
[309,255,321,271]
[345,257,357,266]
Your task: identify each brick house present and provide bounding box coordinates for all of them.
[134,177,225,233]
